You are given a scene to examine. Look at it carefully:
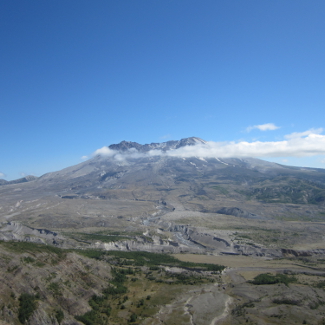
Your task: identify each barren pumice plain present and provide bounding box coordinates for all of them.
[1,137,325,324]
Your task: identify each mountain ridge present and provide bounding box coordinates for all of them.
[0,175,38,186]
[108,136,207,152]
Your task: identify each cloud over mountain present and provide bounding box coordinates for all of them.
[93,129,325,161]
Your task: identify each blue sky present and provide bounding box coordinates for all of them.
[1,1,325,180]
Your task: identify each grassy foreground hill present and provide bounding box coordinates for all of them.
[3,241,325,324]
[0,241,224,325]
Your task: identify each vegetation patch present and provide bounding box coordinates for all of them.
[75,309,107,325]
[7,265,19,273]
[0,241,66,262]
[231,301,255,317]
[55,309,64,324]
[18,293,38,324]
[167,272,209,285]
[73,251,222,324]
[249,179,325,205]
[76,250,225,272]
[47,282,62,296]
[0,241,224,324]
[21,256,35,263]
[75,268,130,324]
[250,273,297,286]
[272,298,301,305]
[315,281,325,289]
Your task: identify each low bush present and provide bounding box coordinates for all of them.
[55,309,64,324]
[18,293,38,324]
[129,313,137,322]
[47,282,61,296]
[75,310,105,325]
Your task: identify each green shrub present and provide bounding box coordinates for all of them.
[47,282,61,296]
[89,295,105,310]
[75,310,103,325]
[18,293,37,324]
[137,298,144,307]
[55,309,64,324]
[170,273,206,285]
[129,313,137,322]
[231,302,255,316]
[315,281,325,289]
[22,256,35,263]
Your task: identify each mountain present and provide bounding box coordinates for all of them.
[0,175,38,186]
[0,179,8,185]
[1,137,325,257]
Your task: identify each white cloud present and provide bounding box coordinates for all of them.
[93,128,325,161]
[93,146,117,157]
[0,172,5,178]
[246,123,280,132]
[81,155,88,160]
[284,128,323,139]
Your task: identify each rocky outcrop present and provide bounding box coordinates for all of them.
[0,221,64,245]
[92,235,203,254]
[108,137,207,153]
[281,248,325,257]
[234,244,283,258]
[169,224,193,235]
[216,207,265,220]
[29,306,59,325]
[232,245,325,258]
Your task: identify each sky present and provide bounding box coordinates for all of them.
[1,1,325,180]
